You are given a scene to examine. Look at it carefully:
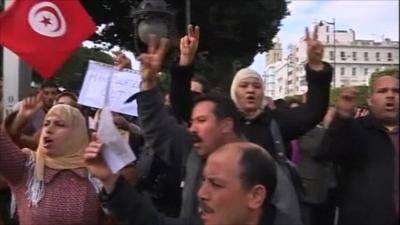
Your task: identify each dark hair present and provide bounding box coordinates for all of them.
[193,94,241,136]
[239,147,277,207]
[41,80,59,90]
[273,98,288,110]
[55,91,78,102]
[192,76,209,93]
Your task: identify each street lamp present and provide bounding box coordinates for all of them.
[319,19,336,87]
[131,0,176,54]
[185,0,191,27]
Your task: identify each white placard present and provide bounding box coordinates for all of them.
[97,107,136,173]
[78,60,141,116]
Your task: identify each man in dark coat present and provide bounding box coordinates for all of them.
[320,75,399,225]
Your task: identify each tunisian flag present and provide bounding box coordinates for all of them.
[0,0,96,79]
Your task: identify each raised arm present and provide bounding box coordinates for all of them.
[275,26,333,141]
[0,126,30,186]
[137,35,192,166]
[317,88,364,162]
[4,93,43,149]
[85,134,197,225]
[170,25,200,123]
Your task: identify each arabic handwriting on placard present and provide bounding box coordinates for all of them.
[78,61,142,116]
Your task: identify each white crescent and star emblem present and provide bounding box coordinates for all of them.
[28,1,67,37]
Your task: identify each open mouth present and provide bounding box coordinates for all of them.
[385,102,395,111]
[246,96,256,103]
[43,137,53,148]
[192,135,202,147]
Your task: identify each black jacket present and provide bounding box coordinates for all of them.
[135,87,192,216]
[319,114,397,225]
[170,62,333,158]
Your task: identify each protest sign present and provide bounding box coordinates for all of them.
[78,60,141,116]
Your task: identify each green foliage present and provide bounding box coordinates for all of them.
[80,0,289,91]
[329,67,399,107]
[330,85,369,107]
[45,47,113,91]
[369,67,399,87]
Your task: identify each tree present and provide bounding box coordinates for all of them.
[369,67,399,87]
[330,85,369,107]
[81,0,289,90]
[33,47,113,91]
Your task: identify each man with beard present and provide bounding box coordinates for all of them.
[320,75,399,225]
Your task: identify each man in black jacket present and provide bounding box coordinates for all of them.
[320,75,399,225]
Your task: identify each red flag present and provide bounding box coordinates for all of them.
[0,0,96,79]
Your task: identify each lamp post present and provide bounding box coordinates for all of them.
[131,0,175,54]
[186,0,191,27]
[319,19,336,87]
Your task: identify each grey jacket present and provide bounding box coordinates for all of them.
[297,126,336,204]
[101,87,207,224]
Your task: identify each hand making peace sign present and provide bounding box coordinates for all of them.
[138,34,169,90]
[305,25,324,71]
[179,25,200,66]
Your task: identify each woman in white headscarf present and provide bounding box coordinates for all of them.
[229,27,334,158]
[0,103,106,225]
[230,61,332,159]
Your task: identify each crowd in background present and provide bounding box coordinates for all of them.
[0,25,398,225]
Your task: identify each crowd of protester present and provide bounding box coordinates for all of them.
[0,24,398,225]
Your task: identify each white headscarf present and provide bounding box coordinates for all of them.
[230,68,265,119]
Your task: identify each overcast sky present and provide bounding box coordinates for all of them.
[250,0,399,73]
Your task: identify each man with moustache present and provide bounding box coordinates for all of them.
[197,142,277,225]
[320,74,399,225]
[84,34,247,223]
[86,140,277,225]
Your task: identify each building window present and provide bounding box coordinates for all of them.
[326,35,330,43]
[388,52,393,61]
[364,52,369,61]
[340,51,346,60]
[352,52,357,61]
[376,52,380,61]
[364,68,369,76]
[340,67,345,76]
[326,26,329,32]
[352,68,356,76]
[329,51,334,60]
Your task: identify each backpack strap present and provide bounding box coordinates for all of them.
[269,119,287,163]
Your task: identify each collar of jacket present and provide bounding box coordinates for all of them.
[241,107,273,124]
[44,167,88,184]
[360,114,395,133]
